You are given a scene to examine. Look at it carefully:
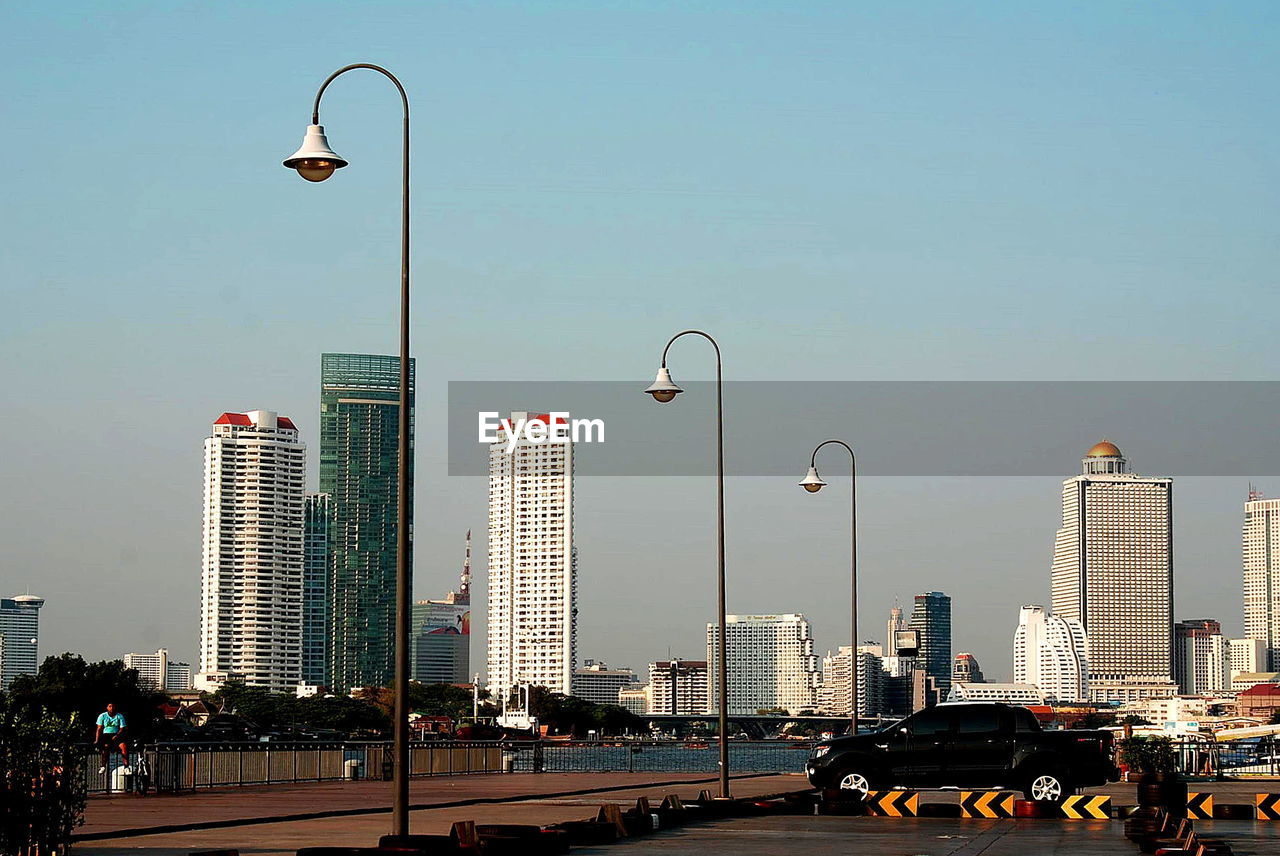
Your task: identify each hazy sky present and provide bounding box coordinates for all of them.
[2,2,1277,684]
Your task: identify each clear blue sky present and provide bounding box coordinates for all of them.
[2,2,1276,681]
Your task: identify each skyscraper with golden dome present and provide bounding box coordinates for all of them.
[1050,441,1177,703]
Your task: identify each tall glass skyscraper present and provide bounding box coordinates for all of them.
[909,591,952,699]
[302,493,332,686]
[320,353,415,692]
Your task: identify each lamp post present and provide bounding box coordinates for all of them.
[283,63,414,837]
[798,440,858,734]
[643,330,730,799]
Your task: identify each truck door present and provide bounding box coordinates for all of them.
[902,707,953,783]
[944,705,1010,786]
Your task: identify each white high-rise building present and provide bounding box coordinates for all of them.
[1244,488,1280,671]
[0,595,44,689]
[199,411,305,694]
[648,660,709,715]
[486,412,576,698]
[1230,637,1267,680]
[123,648,193,692]
[1013,604,1090,703]
[707,614,819,715]
[1050,441,1176,703]
[817,643,885,718]
[1174,620,1229,695]
[886,605,907,656]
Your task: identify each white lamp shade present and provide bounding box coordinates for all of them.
[643,366,683,398]
[799,466,827,491]
[283,124,349,170]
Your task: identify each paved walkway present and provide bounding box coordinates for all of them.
[74,773,802,853]
[597,816,1280,856]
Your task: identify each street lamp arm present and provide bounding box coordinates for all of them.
[311,63,409,125]
[810,438,855,470]
[806,438,858,734]
[660,329,721,369]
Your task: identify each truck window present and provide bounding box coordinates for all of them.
[909,708,953,736]
[956,706,1001,735]
[1013,708,1041,732]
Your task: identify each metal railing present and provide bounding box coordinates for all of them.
[1135,737,1280,780]
[85,741,504,795]
[509,740,816,774]
[86,734,1280,795]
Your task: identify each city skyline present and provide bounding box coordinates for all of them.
[4,3,1278,690]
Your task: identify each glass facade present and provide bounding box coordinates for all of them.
[320,353,415,692]
[909,591,952,698]
[302,493,332,686]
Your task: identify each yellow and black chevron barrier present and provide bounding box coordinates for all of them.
[1257,793,1280,820]
[1060,795,1111,819]
[1186,792,1213,820]
[864,790,919,817]
[959,791,1015,818]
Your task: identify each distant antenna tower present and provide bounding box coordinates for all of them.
[460,529,472,598]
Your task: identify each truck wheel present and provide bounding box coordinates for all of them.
[1025,769,1072,803]
[834,768,874,796]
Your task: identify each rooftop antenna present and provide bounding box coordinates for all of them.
[460,529,472,599]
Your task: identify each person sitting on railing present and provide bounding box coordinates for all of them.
[95,702,131,775]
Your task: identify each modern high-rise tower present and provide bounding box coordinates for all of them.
[909,591,952,698]
[1050,441,1176,703]
[707,614,820,715]
[301,493,332,687]
[199,410,305,693]
[320,353,415,692]
[1244,487,1280,671]
[1013,604,1089,702]
[486,413,576,699]
[0,594,44,689]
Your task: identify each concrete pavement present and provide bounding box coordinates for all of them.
[73,775,1280,855]
[73,774,803,854]
[589,816,1280,856]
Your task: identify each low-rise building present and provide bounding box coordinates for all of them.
[617,684,649,715]
[1238,683,1280,719]
[123,648,193,692]
[572,660,639,706]
[1231,672,1280,693]
[946,682,1046,705]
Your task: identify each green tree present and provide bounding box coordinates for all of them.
[7,653,168,744]
[523,686,641,736]
[0,692,87,855]
[407,682,495,721]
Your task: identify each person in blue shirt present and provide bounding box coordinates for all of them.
[95,702,131,775]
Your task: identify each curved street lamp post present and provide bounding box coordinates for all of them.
[798,440,858,734]
[283,63,414,836]
[644,330,730,798]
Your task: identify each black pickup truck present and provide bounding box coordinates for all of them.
[806,702,1118,802]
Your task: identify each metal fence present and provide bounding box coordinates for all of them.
[85,735,1280,795]
[86,741,504,795]
[510,740,815,774]
[1153,737,1280,780]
